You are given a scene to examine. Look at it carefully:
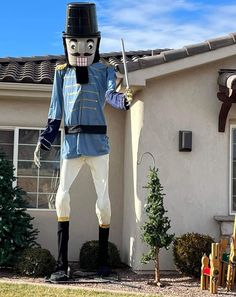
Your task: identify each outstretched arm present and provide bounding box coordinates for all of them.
[34,68,64,168]
[105,67,133,110]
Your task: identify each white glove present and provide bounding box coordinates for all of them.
[34,143,41,168]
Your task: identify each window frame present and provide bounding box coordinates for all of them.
[230,124,236,214]
[0,126,63,212]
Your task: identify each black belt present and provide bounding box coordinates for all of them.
[65,125,107,135]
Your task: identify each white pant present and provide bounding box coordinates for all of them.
[55,154,111,227]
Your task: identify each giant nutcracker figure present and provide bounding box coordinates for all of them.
[34,2,132,281]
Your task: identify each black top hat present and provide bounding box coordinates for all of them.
[63,2,101,38]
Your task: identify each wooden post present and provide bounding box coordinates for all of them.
[218,238,228,287]
[201,254,209,290]
[221,253,229,287]
[209,243,220,294]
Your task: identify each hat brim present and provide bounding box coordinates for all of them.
[62,31,101,38]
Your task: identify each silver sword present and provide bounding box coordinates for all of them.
[121,38,130,90]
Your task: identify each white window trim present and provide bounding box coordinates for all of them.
[0,125,64,212]
[230,124,236,214]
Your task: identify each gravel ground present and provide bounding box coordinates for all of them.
[1,266,236,297]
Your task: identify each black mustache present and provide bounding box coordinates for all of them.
[71,53,92,57]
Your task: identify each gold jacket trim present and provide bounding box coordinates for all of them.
[56,63,68,71]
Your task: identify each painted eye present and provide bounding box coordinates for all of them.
[69,41,77,50]
[87,41,94,50]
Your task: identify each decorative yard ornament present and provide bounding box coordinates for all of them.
[63,2,100,69]
[226,215,236,291]
[34,2,134,283]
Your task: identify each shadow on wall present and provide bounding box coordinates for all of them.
[122,90,145,269]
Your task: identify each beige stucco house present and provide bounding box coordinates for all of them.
[1,33,236,271]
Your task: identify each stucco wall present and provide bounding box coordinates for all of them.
[123,54,236,270]
[0,97,125,262]
[2,53,236,271]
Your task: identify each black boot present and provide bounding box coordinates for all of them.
[97,226,111,277]
[49,221,70,282]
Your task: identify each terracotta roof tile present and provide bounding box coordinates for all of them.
[138,55,165,68]
[162,48,189,62]
[0,32,236,84]
[0,50,167,84]
[184,42,210,56]
[208,35,235,50]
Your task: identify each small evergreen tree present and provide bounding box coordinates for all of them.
[141,166,175,286]
[0,150,39,267]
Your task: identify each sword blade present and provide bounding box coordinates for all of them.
[121,38,130,89]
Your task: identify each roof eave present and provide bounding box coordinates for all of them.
[126,44,236,87]
[0,82,52,99]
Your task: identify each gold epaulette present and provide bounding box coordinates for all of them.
[56,63,67,71]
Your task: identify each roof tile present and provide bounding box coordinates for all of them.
[207,35,235,50]
[162,48,188,62]
[117,61,140,73]
[0,50,167,84]
[138,55,165,68]
[1,33,236,84]
[229,32,236,42]
[184,42,210,56]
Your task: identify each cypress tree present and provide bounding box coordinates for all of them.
[0,151,39,267]
[141,166,174,285]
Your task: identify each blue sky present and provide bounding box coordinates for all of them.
[0,0,236,57]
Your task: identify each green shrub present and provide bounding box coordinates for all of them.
[0,151,39,267]
[173,232,214,278]
[79,240,122,270]
[15,247,56,277]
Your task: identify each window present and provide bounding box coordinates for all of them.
[0,130,14,160]
[0,127,61,210]
[230,126,236,213]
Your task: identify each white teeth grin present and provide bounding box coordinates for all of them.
[77,57,88,66]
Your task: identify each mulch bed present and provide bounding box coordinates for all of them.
[1,265,236,297]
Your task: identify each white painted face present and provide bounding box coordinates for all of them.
[65,37,98,66]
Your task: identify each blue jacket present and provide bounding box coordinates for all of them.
[39,62,127,159]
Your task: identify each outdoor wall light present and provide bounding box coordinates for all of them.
[179,131,192,152]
